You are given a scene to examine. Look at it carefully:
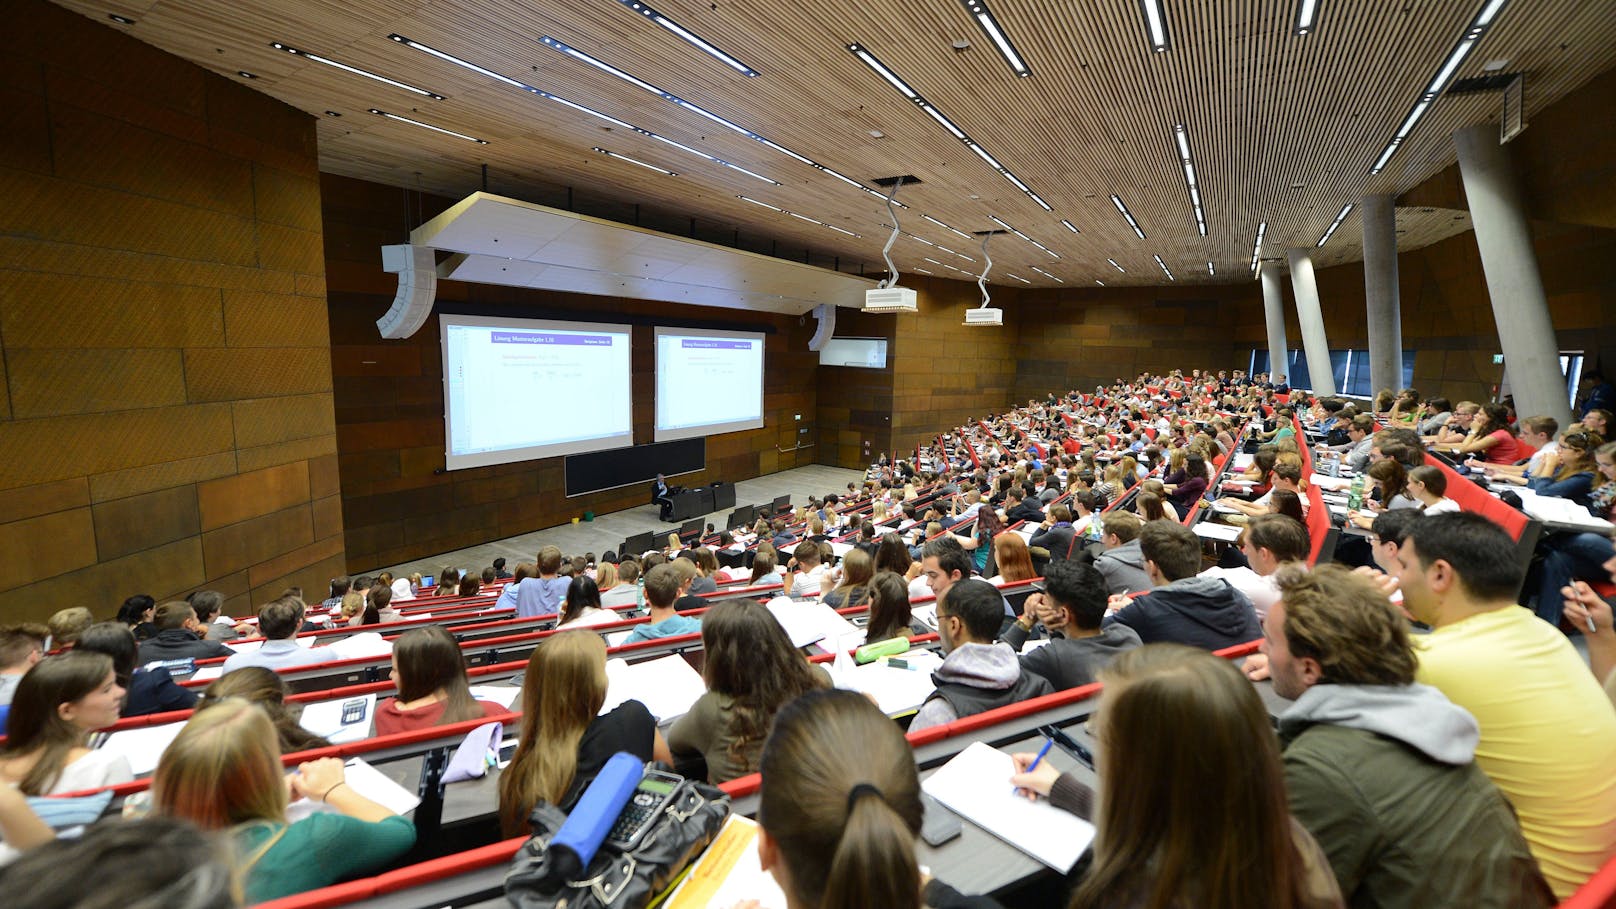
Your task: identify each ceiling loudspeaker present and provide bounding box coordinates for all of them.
[376,244,438,339]
[807,302,837,351]
[864,286,917,313]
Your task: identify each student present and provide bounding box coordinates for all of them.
[0,625,47,707]
[821,548,874,608]
[1405,465,1460,513]
[1455,403,1524,464]
[668,557,708,611]
[498,632,671,835]
[908,579,1053,732]
[1104,521,1261,650]
[598,559,640,608]
[1005,560,1141,690]
[0,652,133,795]
[220,598,331,674]
[1395,513,1616,897]
[198,667,331,754]
[134,601,234,665]
[0,816,236,909]
[1092,511,1152,595]
[668,599,831,783]
[986,532,1037,585]
[74,622,197,717]
[116,594,157,642]
[863,571,927,645]
[375,626,507,735]
[1029,501,1079,564]
[153,699,415,903]
[688,548,721,595]
[622,563,702,643]
[513,547,572,618]
[785,540,829,597]
[1264,565,1552,908]
[557,575,618,628]
[189,590,242,643]
[754,689,1003,909]
[747,550,785,589]
[45,608,92,650]
[1010,645,1342,909]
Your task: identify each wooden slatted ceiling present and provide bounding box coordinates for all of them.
[68,0,1616,288]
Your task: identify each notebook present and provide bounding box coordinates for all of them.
[664,815,787,909]
[920,741,1096,872]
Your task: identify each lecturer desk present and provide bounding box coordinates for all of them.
[666,487,714,521]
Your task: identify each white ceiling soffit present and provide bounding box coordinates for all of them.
[417,192,875,315]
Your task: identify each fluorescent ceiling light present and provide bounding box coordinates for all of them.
[1138,0,1170,52]
[914,267,934,274]
[1030,266,1064,283]
[990,216,1059,259]
[848,43,1051,213]
[962,0,1030,77]
[1108,258,1126,272]
[1317,203,1354,247]
[1368,0,1511,175]
[738,195,783,211]
[1061,220,1080,233]
[1007,273,1033,284]
[368,109,486,143]
[273,43,443,99]
[1295,0,1319,34]
[1112,194,1146,239]
[1250,220,1267,272]
[1154,254,1175,281]
[617,0,757,77]
[923,214,973,240]
[1174,125,1207,236]
[388,35,527,89]
[541,36,662,93]
[594,147,675,175]
[390,35,780,185]
[747,197,860,237]
[1207,259,1215,275]
[1096,280,1106,286]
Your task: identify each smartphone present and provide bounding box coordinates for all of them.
[919,793,963,846]
[605,769,683,851]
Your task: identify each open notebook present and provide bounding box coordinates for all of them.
[921,741,1096,872]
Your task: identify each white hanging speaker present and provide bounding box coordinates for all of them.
[376,244,438,339]
[807,302,838,351]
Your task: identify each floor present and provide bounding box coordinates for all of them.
[365,464,866,579]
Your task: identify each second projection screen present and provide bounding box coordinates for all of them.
[654,328,765,442]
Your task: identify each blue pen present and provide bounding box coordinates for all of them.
[1013,737,1055,796]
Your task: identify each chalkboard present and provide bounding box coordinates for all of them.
[564,438,705,498]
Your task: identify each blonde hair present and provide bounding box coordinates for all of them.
[872,500,889,521]
[498,632,608,836]
[340,592,365,620]
[154,699,286,829]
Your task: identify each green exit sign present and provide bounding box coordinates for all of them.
[1492,354,1504,364]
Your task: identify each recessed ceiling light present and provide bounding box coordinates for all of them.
[593,147,677,176]
[1007,273,1033,284]
[1154,254,1175,281]
[1294,0,1319,35]
[1174,124,1207,236]
[1111,195,1146,239]
[107,13,135,24]
[1138,0,1170,52]
[324,110,342,117]
[1095,279,1106,286]
[1107,258,1126,273]
[368,109,487,144]
[1250,220,1267,273]
[961,0,1031,77]
[1061,220,1079,233]
[614,0,758,77]
[1317,202,1355,246]
[272,42,444,99]
[237,71,257,79]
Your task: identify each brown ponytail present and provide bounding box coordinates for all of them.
[758,689,924,909]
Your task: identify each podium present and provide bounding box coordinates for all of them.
[666,487,712,521]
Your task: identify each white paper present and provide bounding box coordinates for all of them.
[341,757,421,815]
[1514,489,1615,531]
[601,655,708,722]
[765,600,859,652]
[100,722,185,776]
[1192,522,1243,542]
[467,685,522,709]
[298,693,378,744]
[833,650,943,716]
[605,630,635,648]
[225,638,265,654]
[190,666,223,683]
[921,741,1096,872]
[828,542,854,558]
[322,632,393,661]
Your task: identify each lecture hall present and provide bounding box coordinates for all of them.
[2,0,1616,907]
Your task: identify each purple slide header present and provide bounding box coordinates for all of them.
[491,331,615,346]
[680,339,754,350]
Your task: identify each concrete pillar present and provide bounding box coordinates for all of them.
[1287,248,1336,395]
[1259,264,1290,383]
[1361,194,1404,394]
[1453,124,1572,427]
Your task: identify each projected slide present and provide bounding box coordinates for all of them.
[441,315,632,470]
[654,328,765,442]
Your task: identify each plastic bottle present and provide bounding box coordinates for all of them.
[1348,474,1365,511]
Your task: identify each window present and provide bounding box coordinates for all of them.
[1249,348,1414,396]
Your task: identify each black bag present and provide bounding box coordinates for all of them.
[504,778,730,909]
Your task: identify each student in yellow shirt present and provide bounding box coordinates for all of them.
[1394,512,1616,898]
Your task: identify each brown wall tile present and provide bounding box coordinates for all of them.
[222,291,331,348]
[92,484,200,561]
[7,348,187,418]
[197,461,311,532]
[202,503,313,578]
[0,477,90,525]
[0,271,225,350]
[184,348,333,402]
[0,508,97,591]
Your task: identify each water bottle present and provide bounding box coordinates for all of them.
[1347,474,1365,511]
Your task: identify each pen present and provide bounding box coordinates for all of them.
[1013,737,1055,796]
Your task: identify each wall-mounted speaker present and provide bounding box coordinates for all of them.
[376,244,438,339]
[807,302,836,351]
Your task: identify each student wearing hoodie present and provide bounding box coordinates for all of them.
[1004,560,1140,691]
[1092,511,1152,595]
[1104,520,1261,650]
[622,563,702,644]
[1266,564,1552,909]
[909,579,1053,732]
